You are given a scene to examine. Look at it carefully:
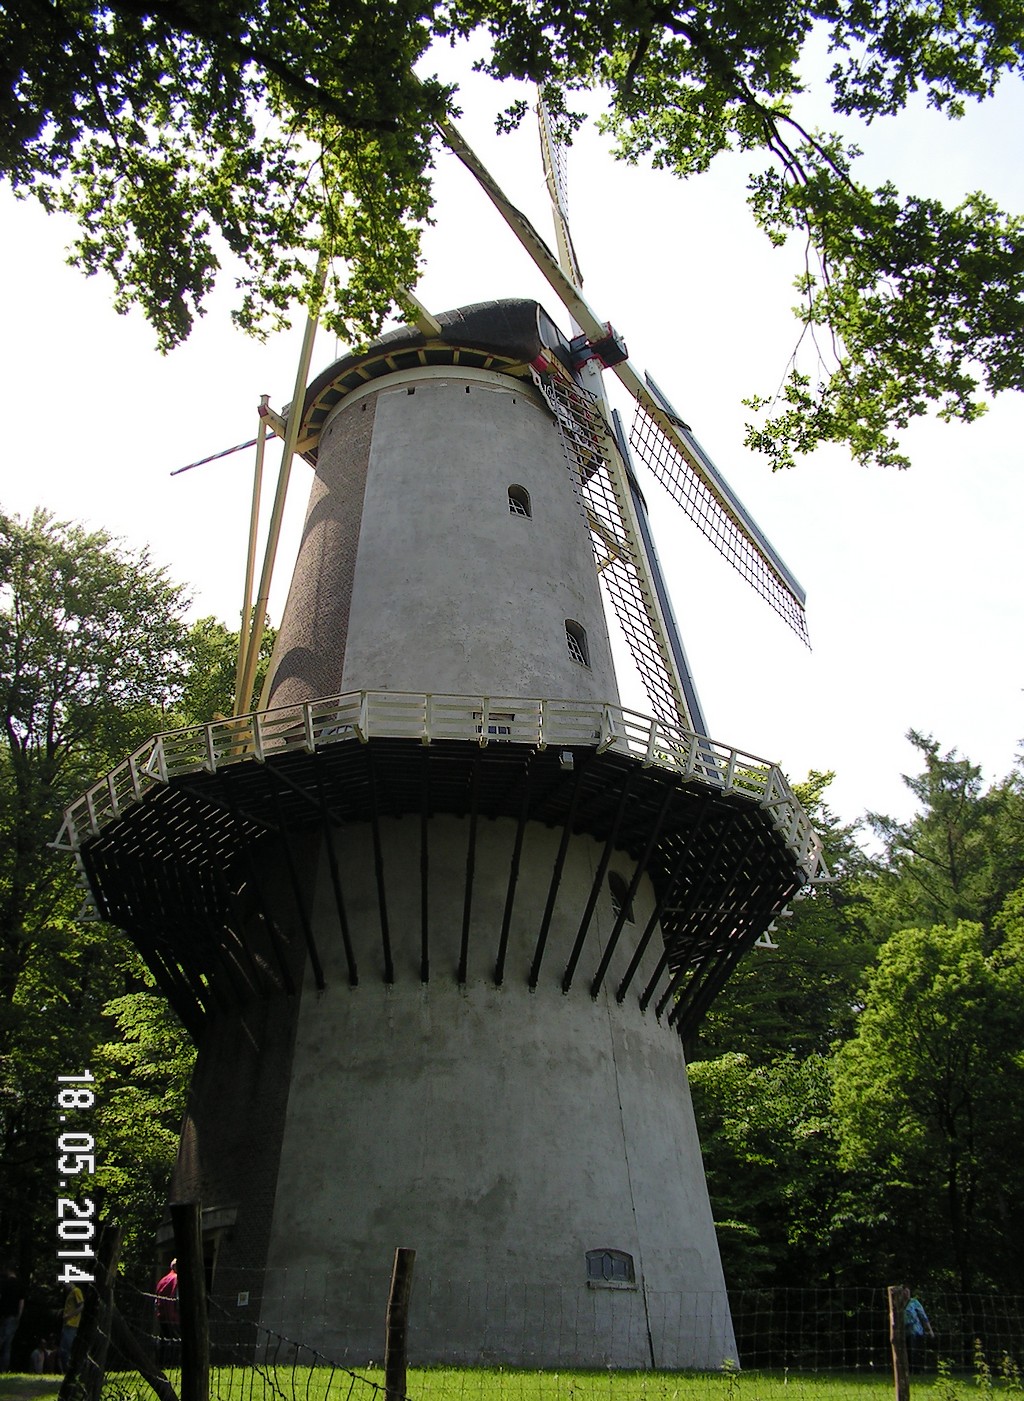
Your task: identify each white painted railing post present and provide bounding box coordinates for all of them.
[252,712,265,762]
[643,719,659,767]
[129,753,144,801]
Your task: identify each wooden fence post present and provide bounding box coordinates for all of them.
[890,1284,911,1401]
[109,1304,180,1401]
[171,1202,209,1401]
[385,1248,416,1401]
[58,1221,122,1401]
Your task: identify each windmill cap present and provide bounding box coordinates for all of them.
[296,299,573,453]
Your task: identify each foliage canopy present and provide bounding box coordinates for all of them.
[0,508,189,1010]
[834,919,1024,1292]
[865,730,1024,933]
[0,514,271,1284]
[692,740,1024,1294]
[0,509,195,1281]
[4,0,1024,468]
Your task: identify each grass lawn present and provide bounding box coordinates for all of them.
[398,1367,908,1401]
[7,1363,966,1401]
[143,1364,935,1401]
[0,1379,62,1399]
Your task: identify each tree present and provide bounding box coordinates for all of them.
[691,773,877,1063]
[864,731,1024,936]
[0,508,191,1277]
[691,757,1024,1297]
[688,1050,845,1289]
[92,965,196,1285]
[0,511,286,1287]
[4,0,1024,469]
[1,0,447,351]
[0,508,190,1016]
[173,615,277,725]
[832,917,1024,1293]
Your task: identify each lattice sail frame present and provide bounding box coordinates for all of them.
[533,366,689,730]
[629,386,809,646]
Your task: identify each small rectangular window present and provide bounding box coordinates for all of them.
[473,711,515,739]
[586,1249,637,1289]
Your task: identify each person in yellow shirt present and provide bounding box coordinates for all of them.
[59,1285,84,1371]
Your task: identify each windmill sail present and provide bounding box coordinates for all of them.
[440,114,700,731]
[518,111,702,731]
[611,408,708,733]
[533,362,692,729]
[536,102,709,731]
[631,376,809,644]
[437,111,810,650]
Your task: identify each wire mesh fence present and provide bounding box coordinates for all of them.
[730,1288,1024,1372]
[62,1281,1024,1401]
[116,1273,736,1373]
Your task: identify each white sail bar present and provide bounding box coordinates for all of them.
[537,100,584,293]
[611,408,709,737]
[438,114,600,336]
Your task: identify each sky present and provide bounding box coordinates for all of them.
[2,47,1022,840]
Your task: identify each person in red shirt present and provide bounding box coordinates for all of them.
[155,1259,179,1366]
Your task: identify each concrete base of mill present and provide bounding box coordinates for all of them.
[175,814,738,1370]
[256,981,735,1369]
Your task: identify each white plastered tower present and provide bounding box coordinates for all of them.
[244,301,734,1365]
[60,299,823,1370]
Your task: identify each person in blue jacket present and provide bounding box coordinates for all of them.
[904,1290,934,1370]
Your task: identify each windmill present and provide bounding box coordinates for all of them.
[56,98,826,1369]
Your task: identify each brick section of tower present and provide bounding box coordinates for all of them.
[268,396,376,708]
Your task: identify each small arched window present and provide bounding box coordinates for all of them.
[608,872,634,924]
[508,484,532,518]
[565,619,589,667]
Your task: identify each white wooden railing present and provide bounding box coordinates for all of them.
[53,690,827,880]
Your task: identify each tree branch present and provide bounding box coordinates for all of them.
[83,0,406,134]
